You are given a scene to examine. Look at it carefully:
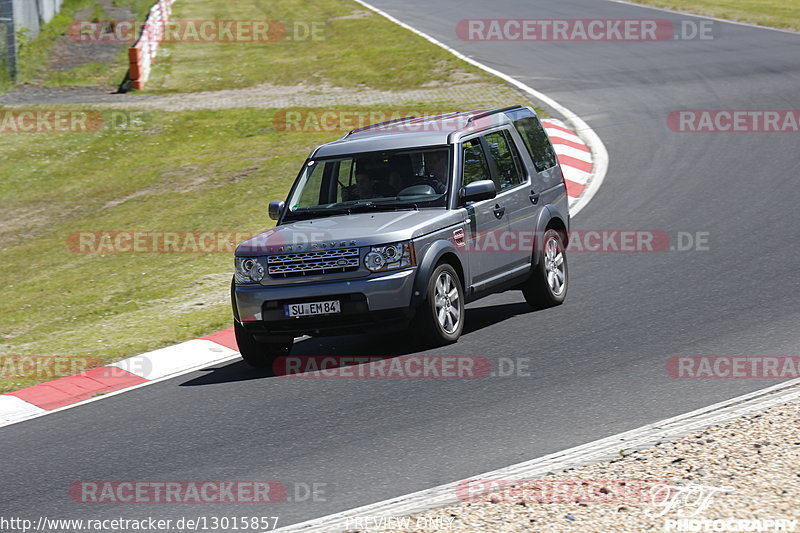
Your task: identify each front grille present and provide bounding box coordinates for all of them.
[267,248,360,278]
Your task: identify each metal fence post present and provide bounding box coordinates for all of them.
[0,0,17,82]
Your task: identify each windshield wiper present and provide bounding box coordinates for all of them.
[347,201,428,213]
[346,201,383,212]
[284,206,353,220]
[285,201,423,221]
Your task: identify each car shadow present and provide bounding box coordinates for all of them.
[180,300,536,387]
[461,301,532,335]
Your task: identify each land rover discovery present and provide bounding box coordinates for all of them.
[231,105,570,367]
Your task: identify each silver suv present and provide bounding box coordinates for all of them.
[231,106,570,367]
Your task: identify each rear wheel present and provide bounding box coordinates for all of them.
[522,228,568,309]
[234,320,292,368]
[413,263,465,345]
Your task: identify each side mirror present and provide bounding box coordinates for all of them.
[460,180,497,203]
[268,200,285,221]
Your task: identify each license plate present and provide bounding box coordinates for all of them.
[285,300,341,318]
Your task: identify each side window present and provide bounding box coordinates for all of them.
[484,130,525,191]
[513,117,558,172]
[461,138,491,186]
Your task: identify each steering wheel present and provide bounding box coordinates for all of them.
[397,184,436,197]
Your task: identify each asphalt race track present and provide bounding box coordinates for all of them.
[2,0,799,528]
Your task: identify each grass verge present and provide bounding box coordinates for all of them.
[0,0,536,394]
[145,0,494,92]
[631,0,800,31]
[0,100,537,394]
[9,0,152,89]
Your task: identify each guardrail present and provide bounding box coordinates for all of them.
[1,0,65,82]
[128,0,176,90]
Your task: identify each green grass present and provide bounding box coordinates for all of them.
[631,0,800,31]
[0,107,304,392]
[0,100,537,393]
[46,62,114,87]
[3,0,154,89]
[0,0,533,394]
[13,0,91,85]
[146,0,493,92]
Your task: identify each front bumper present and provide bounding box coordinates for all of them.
[233,269,417,337]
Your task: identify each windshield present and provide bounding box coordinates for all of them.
[285,147,451,220]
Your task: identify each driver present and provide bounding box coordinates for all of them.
[342,171,375,200]
[354,171,375,198]
[414,150,449,194]
[343,168,395,200]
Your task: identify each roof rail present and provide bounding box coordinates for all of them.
[347,115,418,136]
[466,105,524,124]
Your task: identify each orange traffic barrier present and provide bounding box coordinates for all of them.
[128,0,176,90]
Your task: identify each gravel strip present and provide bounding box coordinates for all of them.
[347,400,800,532]
[0,81,525,110]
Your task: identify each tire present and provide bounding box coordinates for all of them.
[522,228,568,309]
[234,320,292,368]
[413,263,465,345]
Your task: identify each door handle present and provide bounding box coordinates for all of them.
[493,204,505,219]
[529,190,540,205]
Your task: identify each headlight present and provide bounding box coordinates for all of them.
[364,241,415,272]
[234,257,265,283]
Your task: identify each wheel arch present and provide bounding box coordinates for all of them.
[532,205,569,267]
[411,240,465,308]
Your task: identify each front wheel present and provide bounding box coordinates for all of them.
[522,229,568,309]
[234,320,293,368]
[413,263,465,345]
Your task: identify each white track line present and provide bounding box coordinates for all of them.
[274,378,800,532]
[350,0,609,217]
[110,339,239,380]
[0,349,242,429]
[0,395,46,424]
